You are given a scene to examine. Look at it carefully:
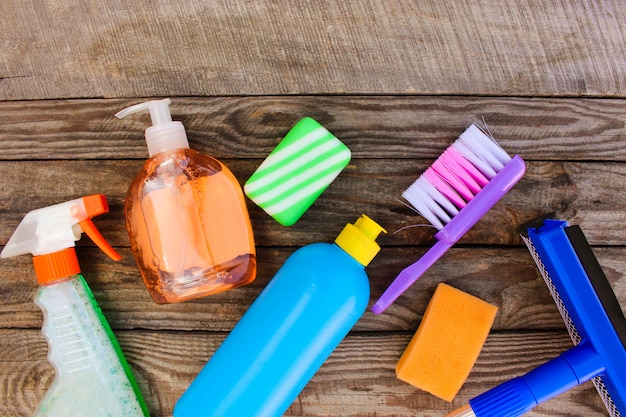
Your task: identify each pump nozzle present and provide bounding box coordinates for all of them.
[1,194,121,284]
[115,98,189,156]
[115,98,173,125]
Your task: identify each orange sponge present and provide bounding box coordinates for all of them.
[396,283,498,402]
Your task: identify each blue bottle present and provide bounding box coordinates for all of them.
[174,214,386,417]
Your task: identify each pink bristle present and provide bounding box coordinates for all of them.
[442,147,489,188]
[432,159,475,202]
[402,124,515,230]
[424,169,466,208]
[453,140,498,179]
[431,146,488,201]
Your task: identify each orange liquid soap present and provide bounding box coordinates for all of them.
[118,99,256,303]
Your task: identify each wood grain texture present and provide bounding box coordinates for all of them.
[0,329,609,417]
[1,97,625,161]
[1,111,624,415]
[2,246,623,333]
[2,0,625,100]
[1,159,625,246]
[2,0,626,415]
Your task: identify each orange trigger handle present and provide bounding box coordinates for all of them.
[78,195,121,261]
[78,219,122,261]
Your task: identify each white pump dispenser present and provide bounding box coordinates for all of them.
[116,98,189,156]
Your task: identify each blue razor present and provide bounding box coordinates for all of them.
[445,219,626,417]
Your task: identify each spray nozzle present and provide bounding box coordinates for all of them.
[1,195,121,284]
[115,98,189,157]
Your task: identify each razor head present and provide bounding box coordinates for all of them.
[518,212,556,236]
[565,226,626,351]
[522,219,626,417]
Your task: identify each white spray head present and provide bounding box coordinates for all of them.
[115,98,190,157]
[1,195,121,283]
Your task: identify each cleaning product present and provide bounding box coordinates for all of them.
[116,98,256,303]
[395,283,498,402]
[174,214,386,417]
[0,195,149,417]
[445,219,626,417]
[244,117,351,226]
[372,124,525,314]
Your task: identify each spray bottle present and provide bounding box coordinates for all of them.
[1,195,149,417]
[174,214,386,417]
[116,99,256,304]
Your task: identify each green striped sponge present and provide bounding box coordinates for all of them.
[244,117,351,226]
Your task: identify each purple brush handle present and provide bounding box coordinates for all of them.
[438,155,526,243]
[371,239,452,314]
[371,155,526,314]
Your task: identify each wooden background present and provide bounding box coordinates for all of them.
[1,1,625,416]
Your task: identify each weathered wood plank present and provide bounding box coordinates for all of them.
[3,1,624,415]
[0,329,608,417]
[1,246,624,333]
[2,0,625,100]
[1,97,625,160]
[1,160,625,247]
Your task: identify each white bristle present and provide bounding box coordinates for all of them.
[402,176,458,230]
[453,140,498,178]
[454,124,511,175]
[402,124,513,229]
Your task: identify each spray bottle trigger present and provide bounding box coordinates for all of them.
[79,218,121,261]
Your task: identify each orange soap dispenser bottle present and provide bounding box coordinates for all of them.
[116,99,256,304]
